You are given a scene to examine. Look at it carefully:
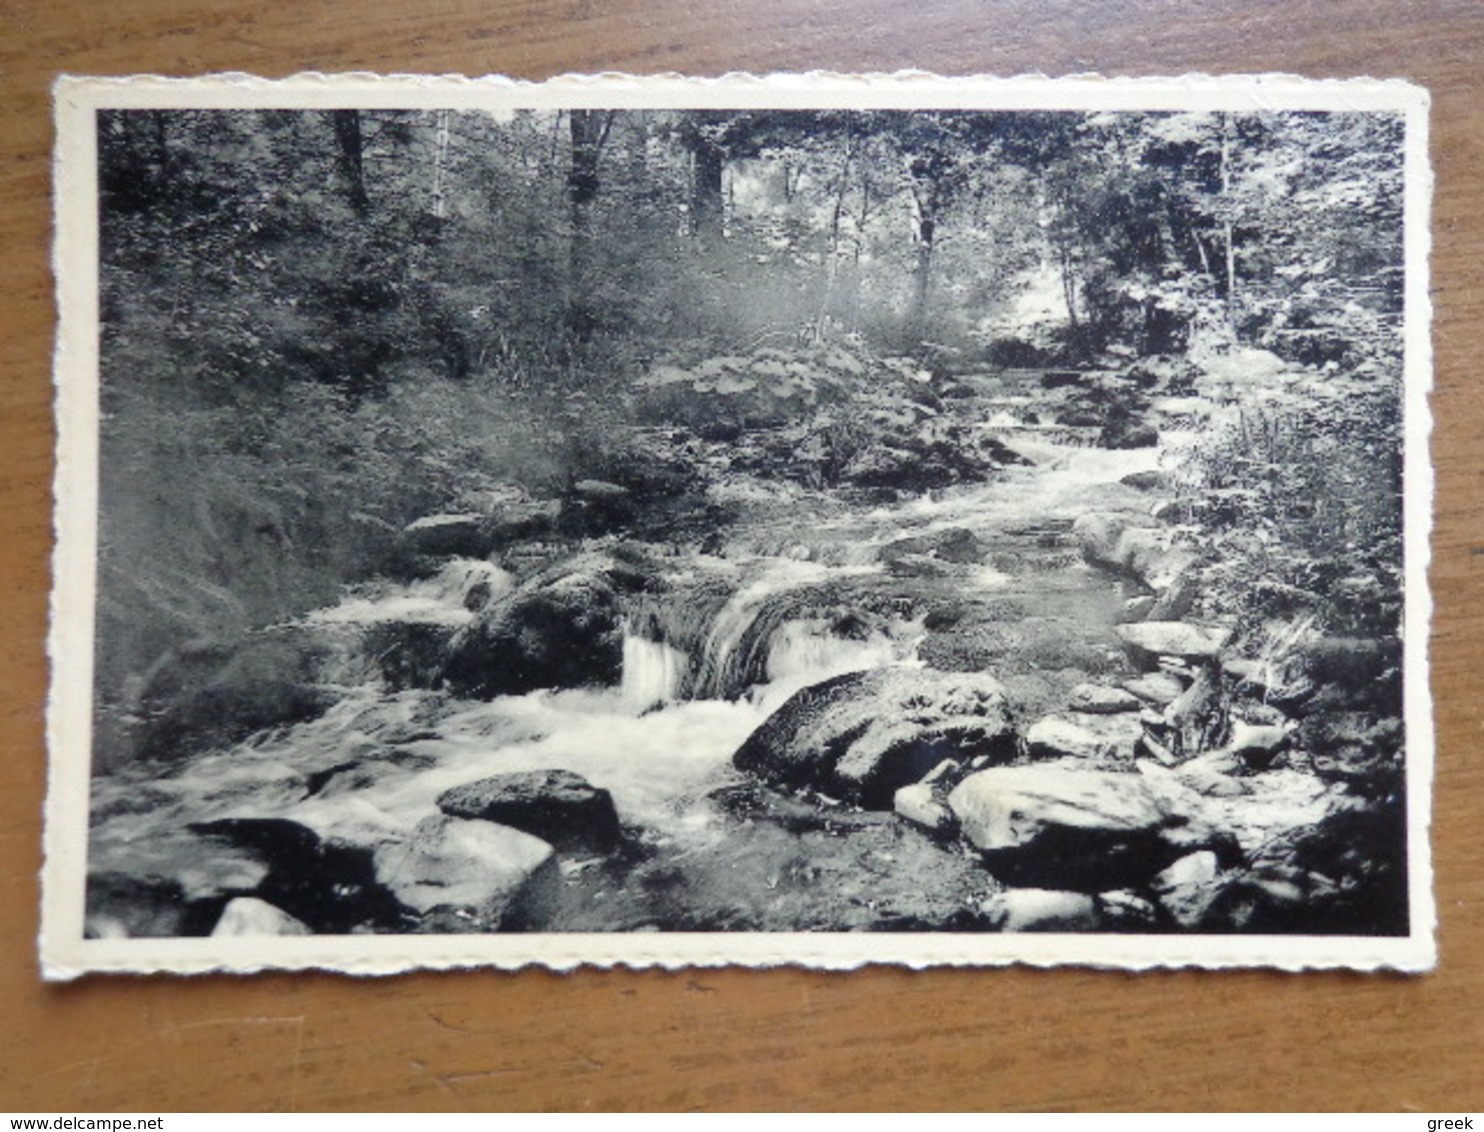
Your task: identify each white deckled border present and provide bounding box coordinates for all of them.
[43,71,1436,979]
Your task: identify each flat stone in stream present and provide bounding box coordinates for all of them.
[401,513,491,559]
[438,769,621,853]
[980,888,1100,932]
[1115,621,1229,667]
[1025,713,1144,763]
[211,896,312,937]
[1121,671,1188,707]
[373,815,559,931]
[893,782,957,836]
[1067,683,1143,714]
[947,761,1216,892]
[732,667,1017,809]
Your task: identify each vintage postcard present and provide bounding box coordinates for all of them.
[43,72,1435,976]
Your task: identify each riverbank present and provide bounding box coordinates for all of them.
[85,347,1407,939]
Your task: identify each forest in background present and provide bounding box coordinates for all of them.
[94,106,1406,741]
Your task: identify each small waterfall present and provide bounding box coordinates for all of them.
[421,559,516,612]
[621,627,689,711]
[688,561,839,701]
[764,619,906,687]
[306,558,515,628]
[675,561,920,702]
[301,558,517,692]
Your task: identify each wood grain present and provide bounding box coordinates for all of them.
[3,0,1482,1111]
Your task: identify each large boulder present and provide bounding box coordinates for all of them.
[1073,512,1195,592]
[372,815,560,931]
[947,762,1213,891]
[733,667,1017,809]
[400,495,560,566]
[1115,621,1229,667]
[441,556,635,698]
[400,514,491,560]
[837,422,1026,493]
[1120,470,1166,492]
[438,769,621,853]
[558,480,635,537]
[1098,418,1159,450]
[485,498,561,547]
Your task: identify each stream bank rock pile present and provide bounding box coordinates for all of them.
[723,478,1407,934]
[728,617,1404,934]
[87,761,625,938]
[84,344,1406,939]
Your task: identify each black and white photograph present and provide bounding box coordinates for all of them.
[43,74,1435,974]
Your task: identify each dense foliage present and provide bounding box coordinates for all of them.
[95,106,1407,714]
[1169,360,1403,637]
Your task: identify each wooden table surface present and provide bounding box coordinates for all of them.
[3,0,1483,1112]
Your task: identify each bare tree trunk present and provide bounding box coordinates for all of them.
[847,177,873,333]
[812,140,855,343]
[431,110,451,219]
[1049,183,1082,349]
[908,195,936,345]
[690,136,725,243]
[330,110,369,215]
[566,110,612,343]
[1221,113,1237,335]
[1057,242,1080,335]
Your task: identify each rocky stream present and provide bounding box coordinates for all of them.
[85,351,1409,939]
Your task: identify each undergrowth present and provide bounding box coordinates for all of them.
[1168,363,1403,639]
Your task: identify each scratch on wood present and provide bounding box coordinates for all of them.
[434,1067,522,1096]
[37,1015,307,1083]
[559,1043,604,1072]
[424,1009,471,1033]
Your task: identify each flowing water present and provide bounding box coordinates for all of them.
[89,424,1173,934]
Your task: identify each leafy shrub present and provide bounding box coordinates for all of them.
[1169,364,1402,637]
